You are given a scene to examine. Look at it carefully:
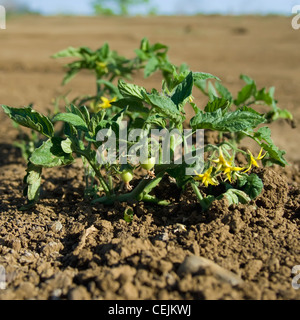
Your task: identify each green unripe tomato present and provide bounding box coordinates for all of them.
[121,169,134,183]
[140,157,156,171]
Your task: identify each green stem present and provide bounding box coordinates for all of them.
[191,182,215,212]
[92,171,166,205]
[75,148,111,196]
[141,194,170,206]
[191,182,204,202]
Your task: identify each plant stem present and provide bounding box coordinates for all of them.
[141,194,170,206]
[75,148,111,196]
[92,171,166,205]
[191,182,204,202]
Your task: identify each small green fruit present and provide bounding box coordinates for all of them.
[121,169,134,183]
[140,157,156,171]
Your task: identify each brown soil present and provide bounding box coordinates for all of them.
[0,15,299,300]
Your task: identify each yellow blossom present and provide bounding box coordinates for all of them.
[221,165,244,183]
[212,148,244,182]
[212,148,232,172]
[244,148,266,173]
[194,167,219,187]
[98,96,117,109]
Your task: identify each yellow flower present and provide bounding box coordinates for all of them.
[194,167,219,187]
[221,165,244,183]
[212,148,232,172]
[96,61,108,74]
[98,96,117,109]
[212,148,244,182]
[244,148,266,173]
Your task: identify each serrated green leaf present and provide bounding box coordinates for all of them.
[204,97,231,113]
[144,93,183,124]
[53,113,88,132]
[30,137,74,168]
[190,108,265,132]
[118,80,147,100]
[2,105,54,138]
[146,115,167,128]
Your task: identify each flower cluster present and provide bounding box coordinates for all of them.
[194,148,266,187]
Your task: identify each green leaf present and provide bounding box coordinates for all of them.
[62,68,80,85]
[20,162,42,210]
[96,79,119,96]
[144,56,159,78]
[214,81,233,100]
[193,72,220,82]
[30,137,74,168]
[171,72,193,107]
[112,98,150,115]
[146,115,167,128]
[207,81,219,101]
[53,113,89,132]
[220,188,251,206]
[240,74,254,85]
[61,138,73,154]
[79,105,91,124]
[2,105,54,138]
[190,108,265,132]
[236,173,263,199]
[266,108,293,122]
[52,46,83,59]
[251,127,287,166]
[144,93,183,124]
[255,88,273,105]
[234,82,256,105]
[124,207,134,223]
[204,97,231,114]
[118,80,147,100]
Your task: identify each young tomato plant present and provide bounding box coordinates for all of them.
[52,37,185,114]
[1,68,288,211]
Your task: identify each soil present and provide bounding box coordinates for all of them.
[0,15,299,300]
